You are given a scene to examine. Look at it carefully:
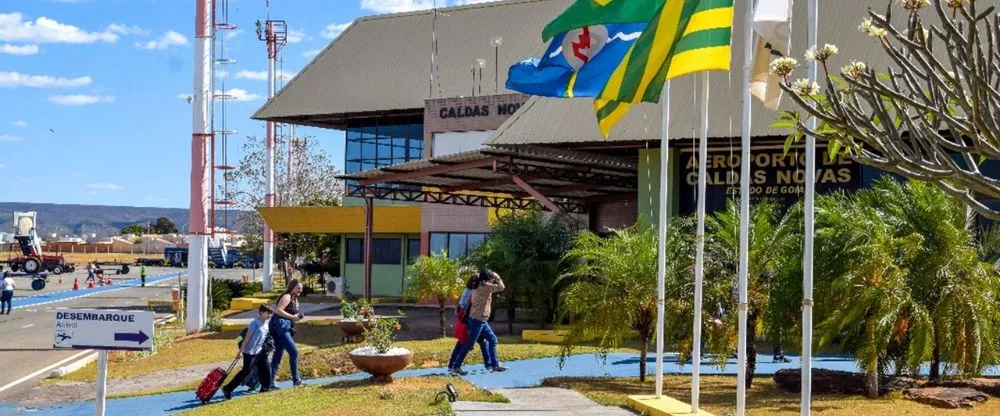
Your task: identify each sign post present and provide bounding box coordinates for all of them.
[54,309,154,416]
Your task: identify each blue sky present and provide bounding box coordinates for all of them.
[2,0,493,208]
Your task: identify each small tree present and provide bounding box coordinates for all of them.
[404,250,474,338]
[152,217,179,234]
[774,0,1000,220]
[120,223,146,236]
[558,226,658,381]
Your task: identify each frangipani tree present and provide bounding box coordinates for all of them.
[773,0,1000,219]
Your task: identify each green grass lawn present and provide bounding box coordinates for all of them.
[543,376,1000,415]
[178,376,506,416]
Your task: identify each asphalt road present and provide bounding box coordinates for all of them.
[0,266,253,403]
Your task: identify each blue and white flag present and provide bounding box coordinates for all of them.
[506,23,645,98]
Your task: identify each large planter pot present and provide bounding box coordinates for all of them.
[338,319,375,342]
[348,347,413,383]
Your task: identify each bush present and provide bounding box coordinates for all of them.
[365,317,401,354]
[206,311,224,332]
[209,279,233,311]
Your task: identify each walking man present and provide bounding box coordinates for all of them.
[140,265,147,287]
[1,266,15,315]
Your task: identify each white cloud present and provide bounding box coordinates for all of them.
[176,93,192,100]
[0,164,6,169]
[286,28,310,44]
[303,49,322,59]
[217,70,228,78]
[87,182,123,190]
[235,69,296,81]
[107,24,149,36]
[321,22,351,39]
[226,29,243,40]
[0,12,119,44]
[48,94,115,106]
[1,43,39,55]
[11,120,27,127]
[0,134,23,142]
[234,70,267,81]
[135,30,188,50]
[0,71,91,88]
[216,88,261,102]
[361,0,436,13]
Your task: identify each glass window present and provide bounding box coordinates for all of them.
[346,141,361,162]
[361,141,375,159]
[346,239,363,263]
[430,233,447,256]
[346,239,403,265]
[407,239,422,264]
[373,239,401,264]
[448,234,468,259]
[467,233,486,251]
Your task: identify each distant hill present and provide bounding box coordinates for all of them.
[0,202,245,237]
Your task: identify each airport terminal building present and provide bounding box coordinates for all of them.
[253,0,889,297]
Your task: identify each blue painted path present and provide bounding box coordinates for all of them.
[8,351,996,416]
[11,272,182,310]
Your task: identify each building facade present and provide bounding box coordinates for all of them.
[254,0,895,297]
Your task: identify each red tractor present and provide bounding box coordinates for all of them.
[4,211,75,275]
[7,236,75,275]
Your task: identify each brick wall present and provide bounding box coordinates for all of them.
[590,196,638,233]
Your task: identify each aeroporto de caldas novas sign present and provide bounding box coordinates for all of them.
[678,144,861,215]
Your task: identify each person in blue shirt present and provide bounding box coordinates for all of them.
[447,275,489,375]
[223,304,274,399]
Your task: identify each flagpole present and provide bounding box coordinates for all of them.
[737,0,755,414]
[802,0,818,414]
[655,80,671,398]
[692,72,709,413]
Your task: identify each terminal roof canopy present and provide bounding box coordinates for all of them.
[338,146,638,214]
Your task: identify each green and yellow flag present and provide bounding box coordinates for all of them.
[595,0,734,137]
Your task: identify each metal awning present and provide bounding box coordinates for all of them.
[337,145,638,214]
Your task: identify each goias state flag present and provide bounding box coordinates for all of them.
[506,0,659,98]
[595,0,734,137]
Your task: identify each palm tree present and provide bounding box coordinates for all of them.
[557,226,661,381]
[703,199,800,389]
[860,178,1000,380]
[404,250,474,337]
[813,191,930,397]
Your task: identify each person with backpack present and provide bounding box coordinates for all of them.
[222,304,274,399]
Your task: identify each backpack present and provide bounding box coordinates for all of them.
[238,326,275,353]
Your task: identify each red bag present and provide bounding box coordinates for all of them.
[196,355,240,404]
[453,308,469,344]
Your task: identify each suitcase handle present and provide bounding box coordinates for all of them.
[226,353,242,374]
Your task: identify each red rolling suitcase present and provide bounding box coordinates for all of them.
[196,355,241,404]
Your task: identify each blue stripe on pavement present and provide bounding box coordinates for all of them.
[11,272,183,310]
[6,352,999,415]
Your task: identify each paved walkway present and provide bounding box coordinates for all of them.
[4,352,996,415]
[453,387,633,415]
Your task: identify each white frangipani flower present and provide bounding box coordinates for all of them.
[793,78,822,97]
[842,60,868,79]
[769,57,800,78]
[805,44,839,62]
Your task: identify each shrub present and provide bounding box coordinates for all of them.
[206,311,224,332]
[340,298,360,320]
[365,316,400,354]
[209,279,233,311]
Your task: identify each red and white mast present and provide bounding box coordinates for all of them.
[259,17,286,291]
[188,0,213,333]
